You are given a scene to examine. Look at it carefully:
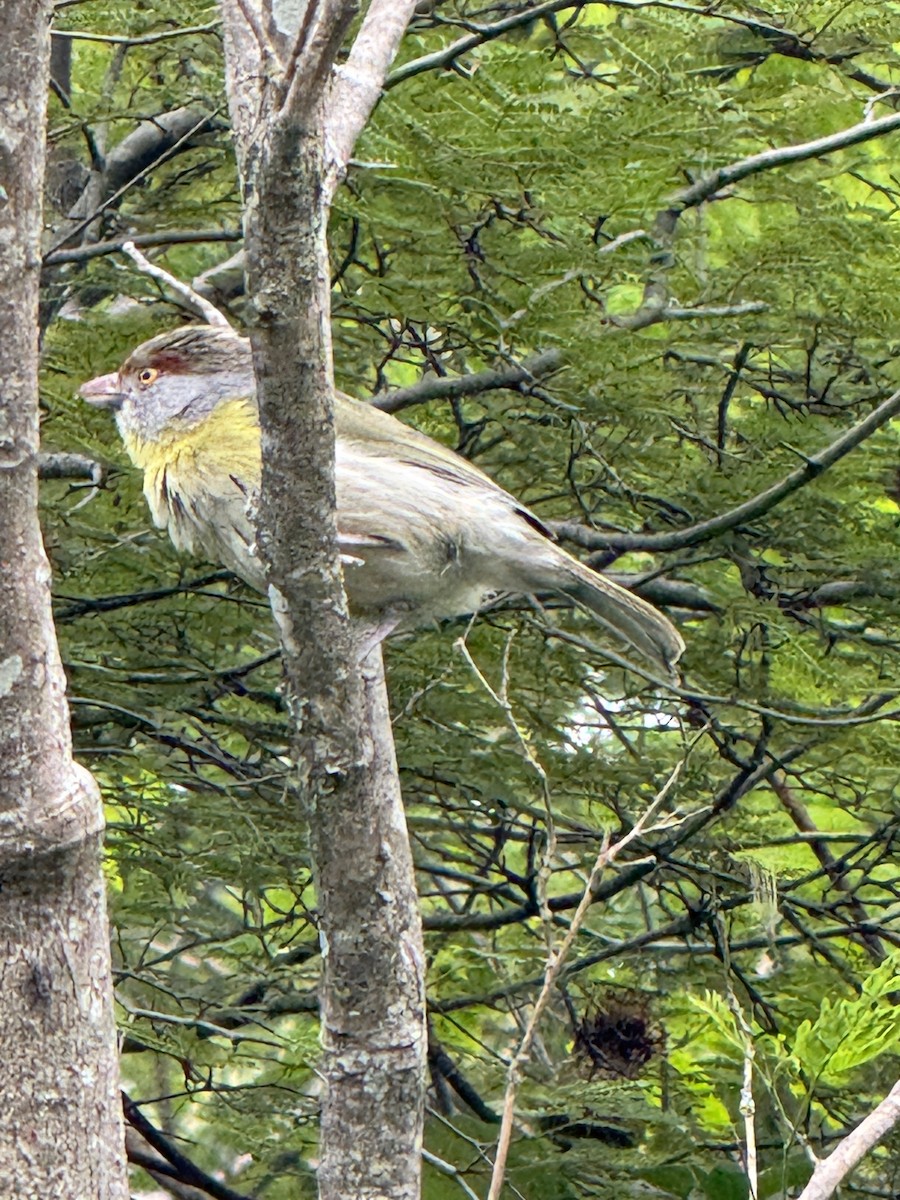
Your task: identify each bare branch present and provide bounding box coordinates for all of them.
[46,108,222,255]
[387,0,587,88]
[54,573,235,622]
[614,107,900,331]
[122,1093,254,1200]
[606,299,768,331]
[771,773,886,964]
[610,574,719,613]
[120,241,233,328]
[390,1,898,98]
[192,247,247,304]
[555,387,900,554]
[787,579,900,610]
[538,623,899,728]
[323,0,418,199]
[795,1079,900,1200]
[282,0,358,123]
[50,22,220,46]
[372,349,562,413]
[608,0,897,94]
[597,227,649,254]
[422,1149,482,1200]
[37,452,103,482]
[673,110,900,212]
[101,107,224,196]
[43,227,240,267]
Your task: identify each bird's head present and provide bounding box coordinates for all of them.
[80,325,256,445]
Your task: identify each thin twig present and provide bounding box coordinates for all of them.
[117,1000,280,1045]
[53,572,238,621]
[456,627,558,940]
[726,988,759,1200]
[46,109,222,256]
[538,622,900,726]
[485,756,687,1200]
[43,227,240,267]
[51,22,220,46]
[422,1148,482,1200]
[554,387,900,554]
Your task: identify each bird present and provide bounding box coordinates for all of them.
[80,325,684,674]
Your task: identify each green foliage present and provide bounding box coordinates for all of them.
[42,0,900,1196]
[789,956,900,1085]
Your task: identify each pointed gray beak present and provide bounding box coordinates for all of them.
[80,371,125,409]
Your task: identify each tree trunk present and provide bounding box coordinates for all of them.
[244,110,426,1200]
[0,2,128,1194]
[219,5,426,1196]
[314,651,426,1199]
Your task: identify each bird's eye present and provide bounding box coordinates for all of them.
[137,367,158,388]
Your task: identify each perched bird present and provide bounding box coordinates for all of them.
[80,325,684,673]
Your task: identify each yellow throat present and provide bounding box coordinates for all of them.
[123,396,262,532]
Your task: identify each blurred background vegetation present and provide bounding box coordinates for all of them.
[40,2,900,1196]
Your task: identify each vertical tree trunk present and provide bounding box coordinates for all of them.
[312,653,426,1200]
[243,112,426,1200]
[220,5,426,1195]
[0,2,128,1194]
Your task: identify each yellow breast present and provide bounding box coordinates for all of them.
[123,397,262,548]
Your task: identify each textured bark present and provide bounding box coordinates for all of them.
[796,1078,900,1200]
[219,3,425,1197]
[0,1,128,1195]
[312,652,426,1200]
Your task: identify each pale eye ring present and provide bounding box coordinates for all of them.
[137,367,158,388]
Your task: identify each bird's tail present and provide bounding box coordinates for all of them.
[556,559,684,679]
